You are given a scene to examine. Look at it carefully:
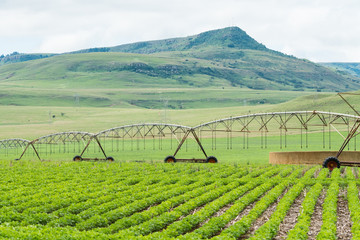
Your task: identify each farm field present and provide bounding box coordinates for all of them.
[0,161,357,239]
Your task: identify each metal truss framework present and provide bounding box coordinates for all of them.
[0,138,30,149]
[1,111,359,161]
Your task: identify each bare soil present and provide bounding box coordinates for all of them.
[340,167,346,178]
[337,188,352,239]
[353,167,359,179]
[313,168,321,178]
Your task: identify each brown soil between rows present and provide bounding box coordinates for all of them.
[353,167,359,179]
[337,188,352,240]
[313,167,321,178]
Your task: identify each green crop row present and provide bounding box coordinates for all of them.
[347,181,360,238]
[286,182,323,239]
[316,181,339,240]
[316,168,329,180]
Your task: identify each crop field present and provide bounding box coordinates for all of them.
[0,161,358,239]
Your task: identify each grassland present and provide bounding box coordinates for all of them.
[0,89,357,139]
[0,50,325,109]
[0,85,318,108]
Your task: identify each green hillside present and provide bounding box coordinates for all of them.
[0,27,360,109]
[0,52,56,65]
[105,27,268,53]
[319,62,360,78]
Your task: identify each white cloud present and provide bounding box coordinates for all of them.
[0,0,360,61]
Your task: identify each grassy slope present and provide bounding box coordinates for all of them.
[319,62,360,78]
[0,51,326,109]
[1,90,358,140]
[1,50,358,93]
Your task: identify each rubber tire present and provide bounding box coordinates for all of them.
[73,155,82,161]
[106,156,115,162]
[164,156,176,163]
[206,156,218,163]
[323,156,340,171]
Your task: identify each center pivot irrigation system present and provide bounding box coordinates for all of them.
[1,93,360,168]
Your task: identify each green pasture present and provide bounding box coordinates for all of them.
[0,85,318,108]
[1,130,356,164]
[0,89,356,140]
[0,50,340,109]
[0,104,274,139]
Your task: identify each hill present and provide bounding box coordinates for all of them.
[73,27,268,54]
[0,51,315,109]
[0,27,360,109]
[319,62,360,78]
[0,52,56,65]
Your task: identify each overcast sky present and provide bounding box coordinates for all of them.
[0,0,359,62]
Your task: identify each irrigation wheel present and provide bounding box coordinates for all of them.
[323,156,340,171]
[164,156,176,163]
[206,156,218,163]
[73,155,83,161]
